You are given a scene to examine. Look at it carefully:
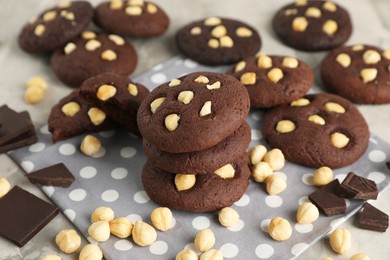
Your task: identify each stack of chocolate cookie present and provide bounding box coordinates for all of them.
[137,72,252,212]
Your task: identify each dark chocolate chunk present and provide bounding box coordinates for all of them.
[0,106,34,146]
[386,161,390,170]
[358,203,389,232]
[27,163,75,187]
[309,179,346,216]
[0,186,59,247]
[337,172,378,200]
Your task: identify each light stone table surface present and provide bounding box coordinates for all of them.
[0,0,390,259]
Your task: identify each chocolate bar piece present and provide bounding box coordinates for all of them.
[0,106,34,145]
[358,203,389,232]
[0,186,59,247]
[27,163,75,188]
[337,172,378,200]
[309,179,346,216]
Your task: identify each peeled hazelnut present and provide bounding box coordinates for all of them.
[252,162,273,183]
[194,75,210,84]
[169,79,181,87]
[220,35,234,48]
[85,39,101,51]
[330,132,350,148]
[267,68,284,83]
[190,27,202,35]
[383,50,390,60]
[199,101,212,117]
[265,174,287,195]
[282,57,299,68]
[61,10,74,20]
[175,174,196,191]
[321,257,334,260]
[79,244,103,260]
[27,76,48,90]
[101,50,117,61]
[208,39,219,49]
[125,6,143,16]
[97,84,117,101]
[165,114,180,131]
[57,1,71,8]
[291,98,310,106]
[128,0,144,5]
[214,164,235,179]
[34,24,45,36]
[240,72,257,85]
[61,102,81,117]
[200,249,223,260]
[128,83,138,96]
[360,68,378,83]
[55,229,81,254]
[336,53,351,68]
[324,102,345,113]
[151,207,173,231]
[64,42,76,54]
[194,228,215,252]
[150,97,165,113]
[88,220,110,242]
[108,34,125,46]
[329,228,351,254]
[0,178,11,198]
[295,0,307,6]
[218,207,239,227]
[24,86,45,104]
[132,221,157,246]
[91,206,115,222]
[248,144,267,165]
[80,135,101,156]
[308,114,325,125]
[43,11,57,22]
[305,7,321,18]
[88,107,106,126]
[352,45,364,51]
[178,91,195,104]
[350,253,370,260]
[176,249,198,260]
[206,81,221,90]
[263,149,285,171]
[82,31,96,40]
[236,27,253,37]
[109,217,133,238]
[296,202,319,224]
[40,254,61,260]
[313,166,333,186]
[276,120,296,133]
[257,54,272,69]
[235,61,246,72]
[363,50,381,64]
[211,25,227,38]
[204,17,221,26]
[146,3,158,14]
[292,17,308,32]
[323,1,337,12]
[268,217,292,241]
[322,20,338,35]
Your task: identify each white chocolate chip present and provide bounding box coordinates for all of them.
[313,166,333,186]
[324,102,345,113]
[97,84,117,101]
[236,27,253,37]
[146,3,158,14]
[276,119,295,133]
[88,221,110,242]
[308,114,325,125]
[336,53,351,68]
[297,202,319,224]
[57,1,71,8]
[79,244,103,260]
[61,102,80,117]
[263,149,285,171]
[175,174,196,191]
[352,44,364,51]
[305,7,322,18]
[235,61,246,72]
[150,97,165,113]
[248,144,267,165]
[211,25,227,38]
[265,174,287,195]
[240,72,256,85]
[252,162,273,183]
[190,27,202,35]
[195,75,210,84]
[43,11,57,22]
[257,54,273,69]
[34,24,45,37]
[91,206,115,222]
[199,101,212,117]
[0,178,11,198]
[323,20,338,35]
[267,68,284,83]
[295,0,307,6]
[64,42,76,54]
[26,76,48,90]
[125,6,143,16]
[80,135,101,157]
[350,253,370,260]
[218,207,239,227]
[206,81,221,90]
[128,83,138,96]
[195,228,215,252]
[169,79,181,87]
[330,228,351,254]
[204,17,221,26]
[330,132,350,148]
[41,254,61,260]
[214,164,235,179]
[282,57,299,68]
[132,221,157,247]
[323,1,337,12]
[85,39,101,51]
[268,217,292,241]
[291,98,310,106]
[200,249,223,260]
[55,229,81,254]
[108,34,125,45]
[208,38,219,49]
[110,0,123,10]
[82,31,96,40]
[383,50,390,60]
[284,9,298,16]
[176,249,198,260]
[128,0,144,6]
[363,50,381,64]
[165,114,180,131]
[360,68,378,83]
[178,91,195,104]
[101,50,117,61]
[151,207,173,231]
[220,35,234,48]
[88,107,106,126]
[109,217,133,238]
[292,17,308,32]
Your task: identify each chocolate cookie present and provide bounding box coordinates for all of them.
[79,73,149,136]
[321,44,390,104]
[228,54,313,107]
[142,155,251,212]
[51,32,137,87]
[18,1,93,53]
[48,91,116,143]
[272,0,352,51]
[262,93,369,168]
[143,122,251,174]
[176,17,261,65]
[137,72,250,153]
[94,0,169,37]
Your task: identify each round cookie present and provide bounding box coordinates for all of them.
[272,0,352,51]
[228,54,313,107]
[51,32,137,87]
[142,155,251,212]
[262,93,369,168]
[94,0,169,37]
[143,122,251,174]
[18,1,93,53]
[176,17,261,65]
[137,71,250,153]
[321,44,390,104]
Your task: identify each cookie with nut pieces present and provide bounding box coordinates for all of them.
[94,0,169,37]
[272,0,352,51]
[262,93,369,168]
[51,32,137,87]
[176,17,261,65]
[227,54,313,107]
[48,91,116,143]
[18,1,93,53]
[137,71,250,153]
[79,73,149,136]
[321,44,390,104]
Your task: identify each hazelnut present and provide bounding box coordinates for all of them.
[208,39,219,49]
[267,68,284,83]
[308,114,326,125]
[204,17,221,26]
[34,24,45,36]
[146,3,158,14]
[248,145,267,165]
[24,86,45,104]
[214,164,235,179]
[191,27,202,35]
[282,57,299,68]
[150,97,165,113]
[220,36,234,48]
[206,81,221,90]
[330,132,350,148]
[194,75,210,84]
[64,42,76,55]
[276,120,296,133]
[61,102,81,117]
[29,16,38,24]
[128,0,144,5]
[352,45,364,51]
[57,1,71,8]
[82,31,96,40]
[178,91,195,104]
[194,228,215,252]
[79,244,103,260]
[132,221,157,246]
[88,221,110,242]
[91,206,115,222]
[257,54,272,69]
[0,178,11,198]
[350,253,370,260]
[321,257,334,260]
[305,7,321,18]
[291,98,310,107]
[26,76,48,90]
[383,50,390,60]
[236,27,253,37]
[110,0,123,10]
[360,68,378,83]
[55,229,81,254]
[211,25,227,38]
[296,202,319,224]
[329,228,351,254]
[176,249,198,260]
[218,207,239,227]
[336,53,351,68]
[165,114,180,131]
[125,6,143,16]
[252,162,273,183]
[175,174,196,191]
[85,39,101,51]
[322,20,338,35]
[61,10,74,20]
[235,61,246,72]
[324,102,345,113]
[101,50,117,61]
[108,34,125,46]
[128,83,138,96]
[200,249,223,260]
[40,254,61,260]
[363,50,381,64]
[313,166,333,186]
[263,149,285,170]
[88,107,106,126]
[323,1,337,12]
[284,9,298,16]
[169,79,181,87]
[265,174,287,195]
[292,17,308,32]
[109,217,133,238]
[96,84,117,101]
[43,11,57,22]
[151,207,173,231]
[199,101,212,117]
[240,72,257,85]
[80,135,101,156]
[268,217,292,241]
[295,0,307,6]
